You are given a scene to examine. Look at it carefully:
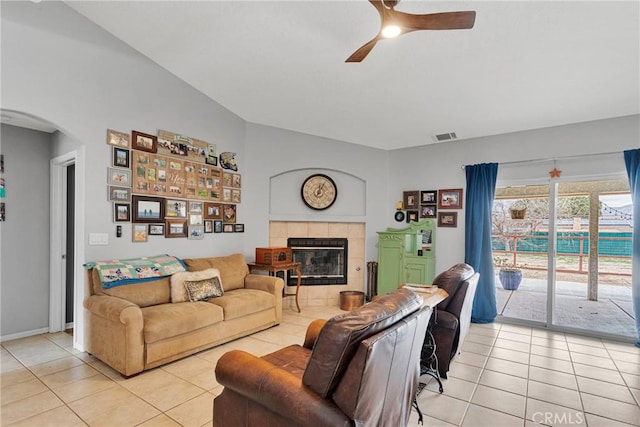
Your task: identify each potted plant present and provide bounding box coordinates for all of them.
[494,256,524,290]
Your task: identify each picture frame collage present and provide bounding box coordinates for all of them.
[397,188,463,228]
[106,129,244,241]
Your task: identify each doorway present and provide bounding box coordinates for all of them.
[65,163,75,330]
[492,179,634,340]
[50,148,85,351]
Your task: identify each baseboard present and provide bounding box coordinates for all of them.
[0,327,49,343]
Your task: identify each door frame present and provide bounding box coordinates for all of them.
[50,147,86,351]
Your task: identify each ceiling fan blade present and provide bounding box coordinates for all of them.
[398,10,476,30]
[346,36,381,62]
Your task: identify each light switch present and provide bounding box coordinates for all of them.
[89,233,109,245]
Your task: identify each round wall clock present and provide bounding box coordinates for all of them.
[301,174,337,210]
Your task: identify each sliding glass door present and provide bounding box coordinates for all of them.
[492,186,550,325]
[552,181,634,337]
[493,179,635,340]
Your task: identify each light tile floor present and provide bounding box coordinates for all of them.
[1,306,639,426]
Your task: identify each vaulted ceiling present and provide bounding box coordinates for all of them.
[65,1,639,150]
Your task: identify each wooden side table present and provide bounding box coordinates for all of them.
[248,262,302,313]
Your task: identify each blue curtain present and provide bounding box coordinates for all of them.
[624,149,640,347]
[465,163,499,323]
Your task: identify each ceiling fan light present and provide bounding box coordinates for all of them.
[381,25,401,38]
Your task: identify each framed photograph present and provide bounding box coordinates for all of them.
[188,225,205,240]
[132,224,148,242]
[107,129,130,148]
[222,204,237,223]
[222,188,232,202]
[234,224,245,233]
[165,219,188,238]
[420,190,437,205]
[108,186,132,202]
[438,211,458,228]
[438,188,463,209]
[204,202,222,219]
[223,224,234,233]
[108,167,132,186]
[166,199,187,218]
[113,203,130,222]
[132,195,165,223]
[132,131,158,153]
[231,189,241,204]
[420,205,437,218]
[206,155,218,166]
[112,147,130,169]
[406,210,419,223]
[189,201,203,213]
[148,223,165,236]
[189,213,203,226]
[204,220,213,233]
[232,173,241,188]
[213,220,223,233]
[222,171,233,187]
[394,211,405,222]
[403,191,419,209]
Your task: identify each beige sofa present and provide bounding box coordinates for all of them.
[83,253,283,377]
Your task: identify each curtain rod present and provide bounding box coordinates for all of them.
[461,150,624,170]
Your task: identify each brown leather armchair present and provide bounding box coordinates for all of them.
[431,263,480,378]
[213,288,433,427]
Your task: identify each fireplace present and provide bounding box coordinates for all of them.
[287,238,348,286]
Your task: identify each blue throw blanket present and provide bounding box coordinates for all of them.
[83,254,186,289]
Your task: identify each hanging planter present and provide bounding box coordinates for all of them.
[509,207,526,219]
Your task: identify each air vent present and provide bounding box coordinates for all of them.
[432,132,458,142]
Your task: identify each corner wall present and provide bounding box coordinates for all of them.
[0,125,52,336]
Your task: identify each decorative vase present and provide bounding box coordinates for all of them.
[499,269,522,290]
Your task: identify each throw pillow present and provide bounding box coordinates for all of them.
[170,268,221,303]
[185,276,224,302]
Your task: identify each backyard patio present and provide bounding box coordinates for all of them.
[496,276,636,338]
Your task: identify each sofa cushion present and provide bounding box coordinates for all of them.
[141,302,224,343]
[302,288,422,399]
[208,289,275,321]
[432,263,475,311]
[92,269,170,307]
[171,268,222,303]
[185,276,224,301]
[182,253,249,291]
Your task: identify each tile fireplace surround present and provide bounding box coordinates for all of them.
[269,221,365,309]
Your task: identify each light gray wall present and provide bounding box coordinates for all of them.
[389,115,640,272]
[0,124,52,335]
[1,0,248,263]
[242,123,390,264]
[0,0,249,337]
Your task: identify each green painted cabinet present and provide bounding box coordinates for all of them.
[377,219,436,295]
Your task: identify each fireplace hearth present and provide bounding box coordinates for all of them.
[287,238,348,286]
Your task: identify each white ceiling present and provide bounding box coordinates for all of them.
[64,0,639,150]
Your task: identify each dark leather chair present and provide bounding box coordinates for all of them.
[431,263,480,378]
[213,288,432,427]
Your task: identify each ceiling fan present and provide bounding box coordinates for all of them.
[346,0,476,62]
